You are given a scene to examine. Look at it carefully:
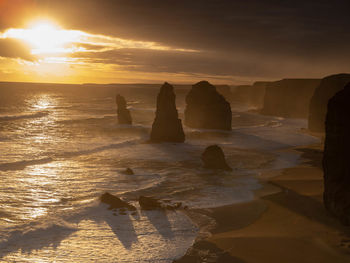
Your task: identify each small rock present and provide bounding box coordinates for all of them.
[139,196,163,210]
[201,145,232,171]
[122,168,134,175]
[100,192,136,211]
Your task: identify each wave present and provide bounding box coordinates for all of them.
[0,157,53,171]
[0,140,142,171]
[55,139,141,158]
[0,111,49,122]
[57,115,116,124]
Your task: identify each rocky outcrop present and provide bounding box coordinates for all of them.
[100,192,136,210]
[323,83,350,225]
[201,145,232,171]
[116,94,132,124]
[184,81,232,130]
[122,167,134,175]
[308,74,350,132]
[261,79,320,118]
[150,82,185,143]
[138,196,163,210]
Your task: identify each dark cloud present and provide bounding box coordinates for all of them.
[0,38,36,61]
[71,47,350,79]
[2,0,350,80]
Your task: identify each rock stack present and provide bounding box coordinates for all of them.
[323,82,350,224]
[116,94,132,124]
[184,81,232,130]
[308,74,350,132]
[150,82,185,143]
[201,145,232,171]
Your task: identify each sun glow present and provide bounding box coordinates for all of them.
[3,20,83,55]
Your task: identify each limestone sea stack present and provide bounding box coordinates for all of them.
[150,82,185,143]
[116,94,132,124]
[308,74,350,132]
[184,81,232,130]
[323,83,350,224]
[201,145,232,171]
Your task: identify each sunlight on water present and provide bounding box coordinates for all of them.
[0,85,320,262]
[27,94,57,110]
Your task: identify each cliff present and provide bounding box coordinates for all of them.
[308,74,350,132]
[261,79,320,118]
[323,83,350,224]
[231,81,268,109]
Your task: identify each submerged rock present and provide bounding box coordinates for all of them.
[150,82,185,143]
[100,192,136,211]
[323,83,350,225]
[116,94,132,124]
[139,196,163,210]
[201,145,232,171]
[309,74,350,132]
[184,81,232,130]
[122,167,134,175]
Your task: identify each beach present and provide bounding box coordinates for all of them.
[176,143,350,263]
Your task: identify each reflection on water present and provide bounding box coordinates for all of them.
[27,93,58,110]
[0,85,319,262]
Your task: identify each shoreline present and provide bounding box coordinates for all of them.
[174,142,350,263]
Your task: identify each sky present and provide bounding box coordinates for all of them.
[0,0,349,84]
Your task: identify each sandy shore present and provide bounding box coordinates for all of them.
[175,144,350,263]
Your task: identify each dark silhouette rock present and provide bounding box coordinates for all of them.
[139,196,163,210]
[323,83,350,225]
[185,81,232,130]
[150,82,185,143]
[216,85,233,103]
[308,74,350,132]
[201,145,232,171]
[100,192,136,210]
[261,79,320,118]
[122,167,134,175]
[116,94,132,124]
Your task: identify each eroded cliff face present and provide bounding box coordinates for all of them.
[116,94,132,124]
[323,83,350,225]
[308,74,350,132]
[261,79,320,118]
[150,82,185,143]
[184,81,232,130]
[231,81,267,109]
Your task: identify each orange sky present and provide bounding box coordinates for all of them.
[0,0,349,85]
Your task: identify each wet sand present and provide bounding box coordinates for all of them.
[175,144,350,263]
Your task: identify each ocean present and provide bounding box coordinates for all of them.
[0,83,319,262]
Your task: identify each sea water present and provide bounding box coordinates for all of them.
[0,83,319,262]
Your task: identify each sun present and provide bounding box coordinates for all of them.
[3,20,82,55]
